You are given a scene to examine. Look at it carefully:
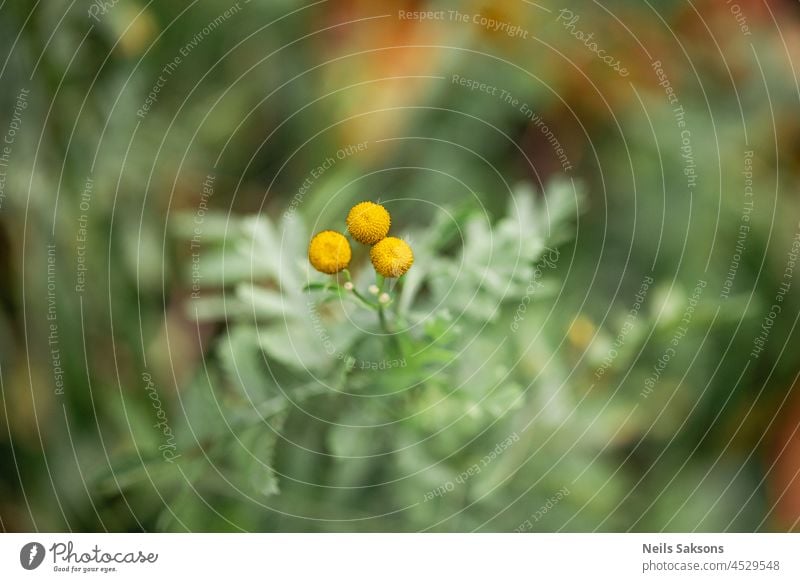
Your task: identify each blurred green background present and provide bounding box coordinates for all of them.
[1,0,800,532]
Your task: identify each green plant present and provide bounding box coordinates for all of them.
[101,179,580,530]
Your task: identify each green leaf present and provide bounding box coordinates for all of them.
[303,281,343,293]
[233,414,286,498]
[236,283,298,320]
[218,325,273,401]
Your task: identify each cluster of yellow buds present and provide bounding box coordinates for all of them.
[308,201,413,278]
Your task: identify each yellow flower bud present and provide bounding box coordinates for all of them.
[308,230,351,274]
[370,237,413,278]
[346,201,391,245]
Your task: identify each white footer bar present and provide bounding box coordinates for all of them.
[1,534,797,580]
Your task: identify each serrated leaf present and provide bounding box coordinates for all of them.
[233,414,286,498]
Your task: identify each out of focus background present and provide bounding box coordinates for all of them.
[1,0,800,532]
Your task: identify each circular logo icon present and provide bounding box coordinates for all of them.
[19,542,45,570]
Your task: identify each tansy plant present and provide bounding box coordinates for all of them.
[111,179,583,530]
[307,201,414,350]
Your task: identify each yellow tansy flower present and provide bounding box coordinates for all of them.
[346,201,391,245]
[370,237,413,278]
[308,230,352,274]
[568,315,595,349]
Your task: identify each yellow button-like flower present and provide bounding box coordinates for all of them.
[346,201,391,245]
[370,237,413,278]
[308,230,352,274]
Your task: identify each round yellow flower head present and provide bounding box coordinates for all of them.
[308,230,352,274]
[370,237,413,278]
[346,201,391,245]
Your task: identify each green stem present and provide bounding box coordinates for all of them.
[376,274,403,358]
[377,275,389,332]
[379,305,391,334]
[342,269,378,310]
